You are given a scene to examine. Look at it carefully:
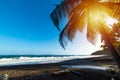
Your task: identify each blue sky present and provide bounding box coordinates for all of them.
[0,0,102,55]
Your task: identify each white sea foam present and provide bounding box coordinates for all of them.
[0,55,103,66]
[62,65,110,70]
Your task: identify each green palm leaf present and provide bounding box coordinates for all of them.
[50,0,81,31]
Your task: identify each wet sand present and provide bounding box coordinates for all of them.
[0,55,119,80]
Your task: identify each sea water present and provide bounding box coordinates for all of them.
[0,55,103,66]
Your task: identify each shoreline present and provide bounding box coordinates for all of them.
[0,55,104,67]
[0,55,118,80]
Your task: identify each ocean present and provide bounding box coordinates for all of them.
[0,55,102,66]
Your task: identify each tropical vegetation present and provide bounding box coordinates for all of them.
[50,0,120,69]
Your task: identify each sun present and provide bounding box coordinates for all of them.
[88,4,119,30]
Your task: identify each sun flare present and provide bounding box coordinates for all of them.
[105,16,119,28]
[89,9,119,29]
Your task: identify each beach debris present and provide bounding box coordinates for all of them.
[53,69,83,77]
[107,65,119,72]
[52,69,70,75]
[106,69,120,80]
[0,74,8,80]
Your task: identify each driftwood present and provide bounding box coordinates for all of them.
[53,69,83,77]
[0,74,8,80]
[52,69,70,75]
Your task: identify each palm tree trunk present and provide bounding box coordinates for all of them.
[100,27,120,70]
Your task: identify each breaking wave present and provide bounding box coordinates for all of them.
[0,55,103,66]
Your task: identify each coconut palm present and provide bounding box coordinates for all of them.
[50,0,120,69]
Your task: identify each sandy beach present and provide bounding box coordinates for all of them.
[0,55,119,80]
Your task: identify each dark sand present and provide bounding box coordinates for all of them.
[0,56,119,80]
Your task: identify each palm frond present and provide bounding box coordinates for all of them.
[87,25,98,45]
[59,24,69,49]
[99,0,120,3]
[50,0,81,31]
[100,2,120,20]
[51,0,120,49]
[68,13,87,40]
[59,10,86,49]
[110,4,120,21]
[86,16,99,44]
[68,2,84,18]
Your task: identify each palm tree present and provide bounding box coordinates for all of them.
[50,0,120,69]
[101,23,120,53]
